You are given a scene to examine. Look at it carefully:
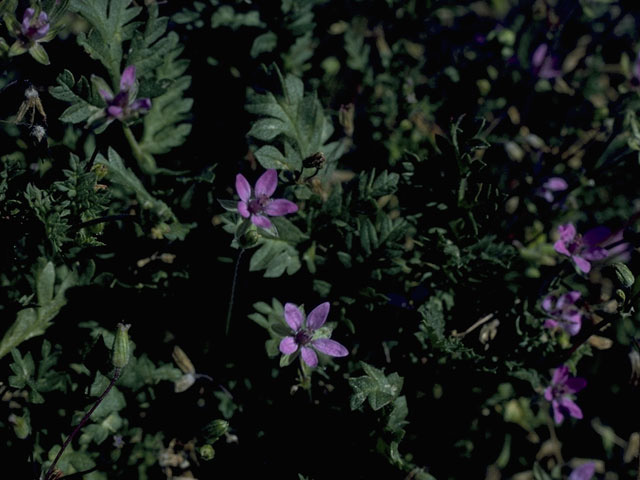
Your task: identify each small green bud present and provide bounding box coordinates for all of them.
[613,263,635,288]
[204,419,229,442]
[111,323,131,369]
[615,289,626,304]
[199,444,215,460]
[239,229,260,248]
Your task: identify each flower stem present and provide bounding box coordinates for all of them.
[44,368,122,480]
[225,248,245,336]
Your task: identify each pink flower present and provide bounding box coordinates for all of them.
[98,65,151,121]
[235,169,298,230]
[279,302,349,367]
[21,8,49,42]
[542,291,582,336]
[553,224,610,273]
[538,177,568,202]
[544,365,587,424]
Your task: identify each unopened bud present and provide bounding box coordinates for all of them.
[111,323,131,368]
[239,229,260,248]
[613,263,635,288]
[204,419,229,442]
[91,163,109,181]
[199,444,215,460]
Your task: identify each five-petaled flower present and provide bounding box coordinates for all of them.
[542,291,582,336]
[99,65,151,121]
[569,462,595,480]
[236,169,298,230]
[544,365,587,424]
[279,302,349,367]
[554,223,609,273]
[538,177,567,203]
[21,8,49,42]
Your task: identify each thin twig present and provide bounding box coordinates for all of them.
[225,248,245,336]
[452,314,494,338]
[44,368,122,480]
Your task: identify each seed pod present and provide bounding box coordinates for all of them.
[111,323,131,369]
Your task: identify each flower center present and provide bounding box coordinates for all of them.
[247,195,270,215]
[294,329,313,346]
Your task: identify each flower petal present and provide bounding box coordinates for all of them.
[312,338,348,357]
[544,177,567,192]
[554,239,571,257]
[255,169,278,197]
[306,302,330,330]
[99,88,114,102]
[582,226,611,246]
[552,401,564,424]
[542,295,555,312]
[565,376,587,393]
[552,365,569,385]
[569,462,596,480]
[235,174,251,202]
[572,255,591,273]
[559,398,583,419]
[251,214,272,230]
[581,246,608,261]
[544,386,554,402]
[120,65,136,92]
[131,98,151,112]
[22,8,35,31]
[284,303,303,331]
[557,223,576,243]
[532,44,548,68]
[301,347,318,367]
[264,199,298,216]
[237,201,250,218]
[544,319,559,330]
[279,336,298,355]
[107,106,124,119]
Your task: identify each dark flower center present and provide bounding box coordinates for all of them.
[247,195,270,215]
[294,329,312,346]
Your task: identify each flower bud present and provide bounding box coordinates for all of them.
[204,419,229,442]
[199,444,215,460]
[613,263,635,288]
[111,323,131,369]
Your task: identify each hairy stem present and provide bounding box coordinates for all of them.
[44,368,122,480]
[225,248,245,336]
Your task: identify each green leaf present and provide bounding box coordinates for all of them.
[0,261,78,358]
[251,32,277,57]
[49,70,103,124]
[96,147,177,223]
[28,43,50,65]
[211,5,265,29]
[249,239,301,278]
[349,362,404,411]
[70,0,143,78]
[246,68,345,169]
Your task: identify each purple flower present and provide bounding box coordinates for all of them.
[278,302,349,367]
[21,8,49,42]
[544,365,587,424]
[538,177,568,202]
[542,291,582,336]
[554,224,610,273]
[569,462,596,480]
[532,44,561,79]
[236,169,298,230]
[98,66,151,121]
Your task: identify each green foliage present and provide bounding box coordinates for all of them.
[349,362,404,411]
[8,340,66,403]
[246,68,344,171]
[0,260,89,358]
[70,0,143,80]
